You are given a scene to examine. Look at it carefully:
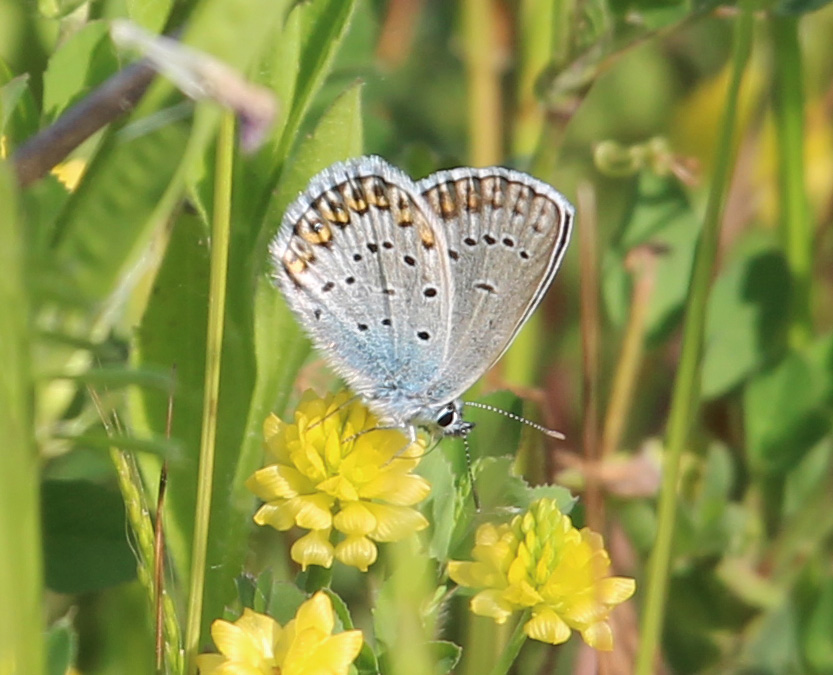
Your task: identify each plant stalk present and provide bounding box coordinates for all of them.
[486,612,530,675]
[634,6,755,673]
[184,112,235,673]
[770,15,812,349]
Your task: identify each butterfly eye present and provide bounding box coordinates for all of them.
[437,407,456,428]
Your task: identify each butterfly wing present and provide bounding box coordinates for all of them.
[416,167,574,401]
[270,156,455,422]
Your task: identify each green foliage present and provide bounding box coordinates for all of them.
[3,0,833,673]
[41,480,137,593]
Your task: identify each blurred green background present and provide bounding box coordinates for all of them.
[2,0,833,673]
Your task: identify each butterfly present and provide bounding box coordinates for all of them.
[270,156,573,440]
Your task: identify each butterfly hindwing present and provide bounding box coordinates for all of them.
[417,167,574,401]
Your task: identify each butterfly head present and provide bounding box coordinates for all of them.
[431,400,474,437]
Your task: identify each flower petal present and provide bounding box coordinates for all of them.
[293,494,335,530]
[597,576,636,605]
[333,501,376,535]
[253,502,296,531]
[317,475,359,502]
[246,464,309,501]
[335,535,378,571]
[194,653,225,674]
[581,621,614,651]
[524,608,571,645]
[294,592,335,635]
[364,503,428,541]
[291,530,334,570]
[292,631,364,675]
[210,616,268,664]
[357,472,431,505]
[448,561,503,590]
[469,590,514,624]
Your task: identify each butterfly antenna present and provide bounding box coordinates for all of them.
[463,401,565,439]
[463,433,481,512]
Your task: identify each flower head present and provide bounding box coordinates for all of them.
[197,592,363,675]
[246,390,431,571]
[448,498,635,651]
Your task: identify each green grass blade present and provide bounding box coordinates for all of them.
[0,161,44,674]
[635,5,756,673]
[770,15,813,349]
[184,111,235,673]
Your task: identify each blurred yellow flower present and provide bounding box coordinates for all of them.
[246,390,431,571]
[197,592,363,675]
[51,157,87,191]
[448,498,635,651]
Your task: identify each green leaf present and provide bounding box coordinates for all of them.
[179,0,289,73]
[373,541,437,674]
[421,441,460,562]
[702,246,790,398]
[46,617,77,675]
[42,21,119,120]
[200,82,366,638]
[1,74,29,131]
[132,210,209,584]
[270,81,365,224]
[38,0,87,20]
[0,59,39,143]
[744,337,833,475]
[804,576,833,671]
[739,599,803,673]
[775,0,833,15]
[271,0,359,166]
[56,432,183,461]
[603,171,701,342]
[48,117,191,306]
[126,0,175,32]
[427,641,462,675]
[354,641,382,675]
[41,480,136,593]
[49,364,174,391]
[265,582,306,625]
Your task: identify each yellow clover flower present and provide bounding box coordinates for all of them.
[197,592,363,675]
[246,390,431,571]
[448,498,635,651]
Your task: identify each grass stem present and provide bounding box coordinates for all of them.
[462,0,502,166]
[770,15,812,349]
[634,6,755,673]
[184,112,235,673]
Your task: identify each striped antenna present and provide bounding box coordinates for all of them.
[463,401,565,439]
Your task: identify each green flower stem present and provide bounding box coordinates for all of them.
[770,15,812,350]
[634,6,755,674]
[486,611,531,675]
[462,0,501,166]
[304,565,333,594]
[0,164,44,675]
[184,111,235,674]
[513,0,558,158]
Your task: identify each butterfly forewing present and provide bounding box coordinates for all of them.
[417,167,574,401]
[271,157,455,412]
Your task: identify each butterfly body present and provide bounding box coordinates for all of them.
[270,156,573,437]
